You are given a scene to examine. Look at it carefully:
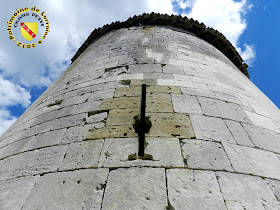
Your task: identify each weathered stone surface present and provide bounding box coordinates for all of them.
[0,176,39,210]
[114,86,141,97]
[167,169,226,210]
[130,79,158,86]
[128,64,162,73]
[26,129,66,150]
[157,79,194,88]
[87,88,115,101]
[55,113,87,130]
[59,140,104,171]
[171,94,203,114]
[162,64,184,74]
[60,126,87,144]
[190,115,235,143]
[106,108,138,126]
[0,145,68,181]
[22,169,109,210]
[223,143,280,179]
[244,110,280,133]
[117,73,144,80]
[143,72,173,79]
[266,179,280,201]
[0,137,33,160]
[60,93,90,108]
[99,97,140,110]
[86,125,137,139]
[183,66,198,76]
[146,93,173,112]
[242,123,280,153]
[147,113,195,138]
[216,172,280,209]
[104,66,127,77]
[147,86,181,94]
[214,92,241,104]
[71,101,101,115]
[224,120,255,147]
[181,87,216,98]
[87,112,108,124]
[98,137,184,168]
[102,168,167,209]
[197,97,251,123]
[181,139,233,171]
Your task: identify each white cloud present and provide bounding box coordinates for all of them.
[237,44,256,65]
[0,76,31,108]
[180,0,255,64]
[0,75,31,136]
[0,109,17,136]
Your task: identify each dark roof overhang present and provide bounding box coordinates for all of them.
[71,13,249,77]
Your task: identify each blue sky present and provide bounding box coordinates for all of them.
[0,0,279,135]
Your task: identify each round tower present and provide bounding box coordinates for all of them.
[0,14,280,209]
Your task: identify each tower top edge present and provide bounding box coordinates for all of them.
[71,13,249,77]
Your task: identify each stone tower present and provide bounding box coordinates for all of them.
[1,14,280,209]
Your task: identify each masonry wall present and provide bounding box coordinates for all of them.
[0,26,280,209]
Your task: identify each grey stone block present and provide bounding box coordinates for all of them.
[104,66,127,77]
[117,73,144,80]
[98,137,184,168]
[0,176,39,210]
[181,87,216,98]
[0,137,33,160]
[143,72,173,79]
[22,169,109,210]
[102,168,167,210]
[87,112,108,124]
[224,120,255,147]
[242,123,280,154]
[157,79,194,88]
[60,126,87,144]
[71,101,101,115]
[182,66,198,76]
[214,92,242,104]
[181,139,233,171]
[167,169,226,210]
[223,143,280,180]
[60,93,90,108]
[169,58,200,69]
[59,140,104,171]
[216,172,279,209]
[198,97,251,123]
[87,88,115,101]
[162,64,184,74]
[244,110,280,133]
[266,179,280,201]
[25,129,66,151]
[0,145,68,181]
[128,64,162,73]
[55,113,87,130]
[171,94,203,114]
[190,115,235,143]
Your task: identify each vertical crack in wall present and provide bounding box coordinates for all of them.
[220,143,236,172]
[214,172,229,210]
[20,176,40,210]
[100,169,111,210]
[240,123,256,147]
[165,169,175,210]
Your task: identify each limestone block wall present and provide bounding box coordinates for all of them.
[0,25,280,209]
